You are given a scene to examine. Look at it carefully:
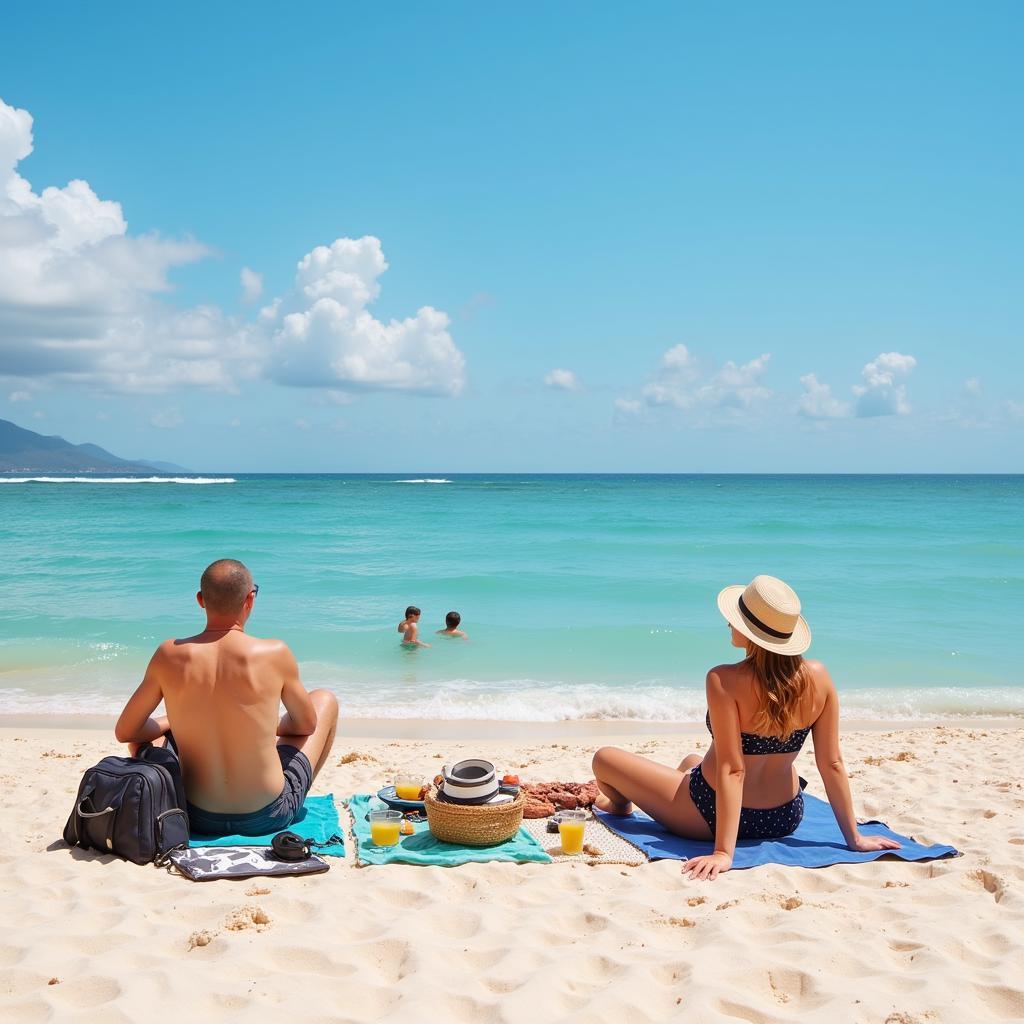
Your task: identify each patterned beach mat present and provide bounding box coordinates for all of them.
[521,814,648,866]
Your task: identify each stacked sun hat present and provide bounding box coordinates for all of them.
[426,759,524,846]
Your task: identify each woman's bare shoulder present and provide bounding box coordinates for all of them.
[803,659,834,686]
[707,660,750,692]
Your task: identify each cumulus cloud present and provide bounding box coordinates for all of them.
[1,100,463,402]
[0,97,255,394]
[797,373,852,419]
[240,266,263,304]
[7,389,31,402]
[614,397,642,415]
[262,236,465,397]
[543,368,581,391]
[634,345,772,413]
[853,351,917,417]
[798,352,918,421]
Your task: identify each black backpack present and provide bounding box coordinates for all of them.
[63,747,190,865]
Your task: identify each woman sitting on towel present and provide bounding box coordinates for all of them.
[592,575,900,880]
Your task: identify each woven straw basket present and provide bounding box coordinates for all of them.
[424,788,524,847]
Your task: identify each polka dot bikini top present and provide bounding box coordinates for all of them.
[705,710,811,755]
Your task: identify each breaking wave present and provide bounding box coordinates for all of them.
[0,476,235,485]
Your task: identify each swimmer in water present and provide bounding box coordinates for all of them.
[398,606,430,648]
[436,610,468,639]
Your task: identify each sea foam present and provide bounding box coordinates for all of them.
[0,476,235,484]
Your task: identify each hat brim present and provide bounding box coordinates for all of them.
[717,585,812,656]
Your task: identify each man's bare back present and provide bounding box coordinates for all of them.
[115,560,338,820]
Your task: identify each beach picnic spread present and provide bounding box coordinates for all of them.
[61,748,960,879]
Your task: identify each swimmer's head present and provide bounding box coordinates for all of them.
[405,605,421,620]
[445,611,461,629]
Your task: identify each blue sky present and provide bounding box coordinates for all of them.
[1,2,1021,471]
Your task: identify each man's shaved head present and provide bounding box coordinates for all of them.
[200,559,254,615]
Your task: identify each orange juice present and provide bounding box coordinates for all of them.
[395,781,423,801]
[369,809,403,847]
[370,820,401,847]
[558,814,586,855]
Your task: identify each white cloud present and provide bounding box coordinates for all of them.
[799,352,918,421]
[262,236,466,397]
[964,377,982,396]
[543,368,581,391]
[1006,400,1024,421]
[150,408,183,429]
[853,351,917,417]
[1,101,465,403]
[797,373,851,419]
[7,389,31,402]
[639,345,772,413]
[294,417,311,431]
[0,96,250,394]
[228,417,241,428]
[614,398,642,415]
[240,266,263,304]
[31,409,45,419]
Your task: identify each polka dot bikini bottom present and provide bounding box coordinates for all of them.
[688,763,806,840]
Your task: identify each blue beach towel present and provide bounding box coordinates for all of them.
[189,794,345,857]
[596,792,957,870]
[349,794,552,866]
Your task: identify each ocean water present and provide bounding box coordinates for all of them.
[1,474,1021,722]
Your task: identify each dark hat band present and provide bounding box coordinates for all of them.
[738,595,794,640]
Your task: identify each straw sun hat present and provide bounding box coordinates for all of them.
[717,575,812,656]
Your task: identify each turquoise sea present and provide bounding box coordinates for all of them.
[1,474,1021,721]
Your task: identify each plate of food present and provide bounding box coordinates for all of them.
[376,784,428,813]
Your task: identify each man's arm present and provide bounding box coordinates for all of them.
[114,645,170,745]
[277,643,318,737]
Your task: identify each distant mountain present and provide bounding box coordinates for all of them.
[138,459,190,473]
[0,418,188,474]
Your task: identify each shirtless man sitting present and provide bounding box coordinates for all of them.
[114,559,338,837]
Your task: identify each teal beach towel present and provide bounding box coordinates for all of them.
[349,794,552,866]
[596,792,957,870]
[189,794,345,857]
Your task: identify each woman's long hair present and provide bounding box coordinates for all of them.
[745,641,810,739]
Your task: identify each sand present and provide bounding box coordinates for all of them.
[1,721,1023,1024]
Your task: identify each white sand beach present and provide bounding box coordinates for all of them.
[2,722,1023,1024]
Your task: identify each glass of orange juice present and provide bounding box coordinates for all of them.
[370,809,403,847]
[558,810,587,855]
[394,777,423,801]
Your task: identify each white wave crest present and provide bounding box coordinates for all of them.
[0,476,235,485]
[393,478,451,484]
[3,681,1024,723]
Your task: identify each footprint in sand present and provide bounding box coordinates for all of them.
[967,869,1007,903]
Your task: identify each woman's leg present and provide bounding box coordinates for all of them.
[591,747,712,839]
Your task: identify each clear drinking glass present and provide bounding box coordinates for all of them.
[369,809,403,847]
[558,809,587,854]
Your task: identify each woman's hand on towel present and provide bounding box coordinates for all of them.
[850,833,902,853]
[682,851,732,881]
